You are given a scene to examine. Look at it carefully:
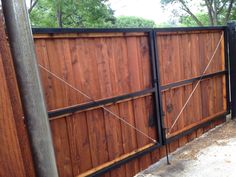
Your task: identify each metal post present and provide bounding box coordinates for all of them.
[224,28,231,116]
[1,0,59,177]
[148,31,164,145]
[228,22,236,119]
[152,30,166,145]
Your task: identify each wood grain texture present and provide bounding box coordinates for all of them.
[0,48,26,177]
[0,14,228,177]
[36,36,153,110]
[0,15,36,177]
[157,31,227,139]
[31,30,227,176]
[34,32,156,177]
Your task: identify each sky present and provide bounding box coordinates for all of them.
[108,0,174,24]
[107,0,201,24]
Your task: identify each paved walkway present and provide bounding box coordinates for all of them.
[135,119,236,177]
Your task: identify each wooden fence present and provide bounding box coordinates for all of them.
[0,15,36,177]
[0,13,231,177]
[32,28,229,177]
[156,30,228,138]
[34,31,159,177]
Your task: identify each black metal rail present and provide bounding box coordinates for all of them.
[88,142,162,177]
[152,31,166,145]
[87,113,227,177]
[148,31,164,145]
[32,28,152,34]
[154,26,226,32]
[166,113,227,143]
[160,71,227,91]
[32,26,226,34]
[48,88,155,118]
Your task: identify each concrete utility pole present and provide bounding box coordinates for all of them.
[1,0,59,177]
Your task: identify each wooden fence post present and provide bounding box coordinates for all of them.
[1,0,59,176]
[228,21,236,119]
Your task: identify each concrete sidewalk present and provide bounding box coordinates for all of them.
[135,119,236,177]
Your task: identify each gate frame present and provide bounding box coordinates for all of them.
[33,28,164,176]
[152,27,230,144]
[32,26,231,176]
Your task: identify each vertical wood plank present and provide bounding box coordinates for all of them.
[86,109,109,167]
[50,119,73,177]
[97,38,125,175]
[0,19,36,177]
[0,52,26,177]
[119,101,140,177]
[43,39,74,177]
[61,39,93,175]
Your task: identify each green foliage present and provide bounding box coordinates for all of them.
[180,13,209,26]
[230,7,236,20]
[72,0,116,27]
[113,16,156,28]
[30,0,58,27]
[160,0,236,26]
[29,1,157,28]
[30,0,116,28]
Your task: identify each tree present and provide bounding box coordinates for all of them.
[30,0,58,27]
[29,0,116,28]
[161,0,236,26]
[113,16,156,28]
[180,13,209,26]
[28,0,39,14]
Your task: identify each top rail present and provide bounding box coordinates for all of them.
[32,26,227,34]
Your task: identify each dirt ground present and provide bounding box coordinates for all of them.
[135,119,236,177]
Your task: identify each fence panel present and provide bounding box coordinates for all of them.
[34,31,160,177]
[33,28,229,177]
[155,29,228,140]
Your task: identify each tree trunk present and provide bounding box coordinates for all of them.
[213,0,218,25]
[224,0,235,24]
[208,8,214,26]
[56,0,63,28]
[57,9,63,28]
[205,0,215,26]
[28,0,38,14]
[179,0,204,26]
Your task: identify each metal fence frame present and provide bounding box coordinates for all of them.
[32,26,231,176]
[152,27,230,144]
